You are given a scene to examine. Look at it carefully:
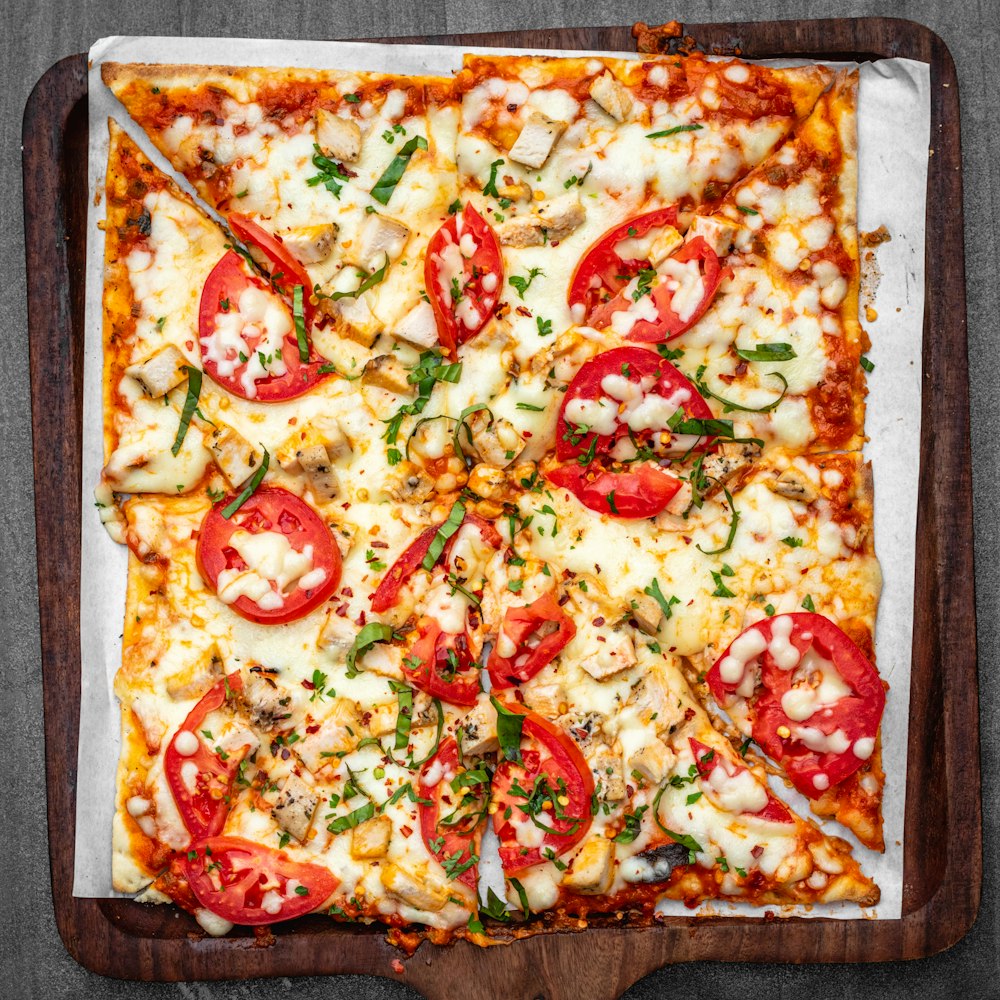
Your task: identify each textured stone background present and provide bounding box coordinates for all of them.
[3,1,997,996]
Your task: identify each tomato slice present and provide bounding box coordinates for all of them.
[587,237,726,343]
[228,212,316,327]
[688,737,792,824]
[556,345,715,463]
[197,486,342,625]
[487,592,577,689]
[568,208,680,322]
[547,461,683,519]
[370,512,502,614]
[198,251,329,402]
[164,674,247,839]
[404,617,481,706]
[417,738,487,888]
[425,204,503,357]
[181,835,337,926]
[705,613,886,798]
[491,705,595,872]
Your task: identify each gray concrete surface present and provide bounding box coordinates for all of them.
[3,0,998,996]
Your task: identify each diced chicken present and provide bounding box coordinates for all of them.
[580,629,637,681]
[648,226,684,266]
[687,214,740,258]
[386,464,435,504]
[358,215,410,271]
[392,300,439,350]
[279,420,353,473]
[589,71,634,123]
[317,270,380,346]
[280,223,338,265]
[587,743,625,801]
[496,214,547,249]
[273,773,319,843]
[315,108,362,162]
[701,441,761,495]
[206,422,263,489]
[663,480,693,516]
[466,463,508,501]
[318,610,357,657]
[628,592,664,636]
[508,111,566,169]
[628,738,675,785]
[241,669,293,731]
[467,411,525,468]
[294,443,342,502]
[350,814,393,859]
[124,345,188,398]
[296,699,361,774]
[562,837,615,894]
[538,195,586,242]
[410,691,441,730]
[460,697,499,756]
[524,682,567,718]
[769,466,819,503]
[629,669,686,734]
[358,641,404,680]
[365,703,398,738]
[362,354,412,395]
[497,178,532,202]
[528,327,605,380]
[165,646,223,701]
[380,862,450,912]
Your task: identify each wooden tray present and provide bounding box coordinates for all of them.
[23,17,979,995]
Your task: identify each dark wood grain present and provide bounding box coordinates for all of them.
[22,18,979,996]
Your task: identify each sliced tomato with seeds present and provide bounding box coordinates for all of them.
[228,212,316,327]
[164,674,248,840]
[370,512,502,614]
[491,705,594,872]
[198,251,330,402]
[403,617,481,706]
[547,461,683,520]
[688,737,792,824]
[417,738,487,888]
[425,203,503,357]
[487,592,577,689]
[197,486,341,625]
[588,236,727,343]
[568,207,680,322]
[556,345,715,464]
[181,835,337,926]
[705,613,886,798]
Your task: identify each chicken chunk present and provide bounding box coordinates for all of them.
[358,214,410,271]
[628,591,664,636]
[386,464,435,504]
[296,699,361,774]
[580,629,637,681]
[648,226,684,266]
[205,422,263,489]
[380,862,451,912]
[589,71,633,123]
[496,196,586,248]
[460,697,499,756]
[562,837,615,894]
[768,466,819,503]
[701,441,761,495]
[508,111,566,169]
[279,223,338,265]
[392,300,439,349]
[315,108,362,162]
[687,214,740,258]
[587,743,625,801]
[628,738,675,785]
[361,354,412,395]
[467,411,525,468]
[125,345,188,398]
[293,443,342,502]
[350,814,393,859]
[241,669,293,731]
[273,773,319,843]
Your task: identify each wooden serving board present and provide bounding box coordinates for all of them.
[22,18,979,995]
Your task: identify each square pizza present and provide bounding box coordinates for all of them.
[95,45,886,947]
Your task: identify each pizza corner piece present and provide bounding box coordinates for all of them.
[94,44,887,947]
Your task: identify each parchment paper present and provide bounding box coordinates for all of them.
[77,35,930,923]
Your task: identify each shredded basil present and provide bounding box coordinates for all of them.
[508,877,530,918]
[319,253,390,302]
[421,501,466,572]
[371,135,427,205]
[407,699,445,767]
[646,123,703,139]
[694,366,789,414]
[613,805,649,844]
[389,680,413,751]
[643,578,679,621]
[293,285,309,362]
[734,342,796,362]
[327,801,375,835]
[491,697,525,764]
[307,144,351,198]
[481,887,511,921]
[221,447,269,519]
[697,487,741,556]
[171,367,202,457]
[452,404,493,468]
[482,158,505,199]
[345,622,397,678]
[652,785,703,862]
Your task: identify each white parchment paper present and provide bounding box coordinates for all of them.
[77,36,930,923]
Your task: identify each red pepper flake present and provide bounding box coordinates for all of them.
[391,958,405,974]
[355,611,367,626]
[305,724,319,734]
[371,540,389,549]
[301,679,315,690]
[336,603,349,617]
[515,306,533,318]
[399,825,413,838]
[557,594,571,606]
[592,616,605,627]
[341,586,354,598]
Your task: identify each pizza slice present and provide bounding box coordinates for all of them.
[448,52,833,368]
[102,62,459,353]
[670,70,867,454]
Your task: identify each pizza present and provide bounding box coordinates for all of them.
[95,46,886,949]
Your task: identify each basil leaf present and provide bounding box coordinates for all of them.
[371,135,427,205]
[613,805,648,844]
[453,404,493,468]
[861,356,875,373]
[421,501,466,571]
[171,367,202,457]
[323,253,390,302]
[508,877,530,918]
[407,698,444,767]
[490,697,525,764]
[695,367,788,414]
[643,578,679,621]
[327,801,375,835]
[652,785,703,860]
[293,285,309,362]
[481,887,511,921]
[697,487,741,556]
[221,447,269,519]
[734,342,796,362]
[482,158,505,199]
[346,622,397,678]
[646,123,703,139]
[389,680,413,751]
